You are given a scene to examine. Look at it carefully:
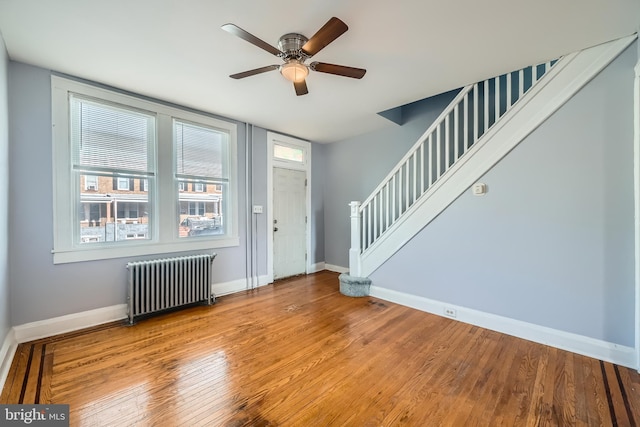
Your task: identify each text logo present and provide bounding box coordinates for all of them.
[0,405,69,426]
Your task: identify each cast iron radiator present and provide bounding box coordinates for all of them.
[127,253,216,324]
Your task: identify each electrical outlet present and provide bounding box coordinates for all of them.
[444,307,457,318]
[472,182,487,196]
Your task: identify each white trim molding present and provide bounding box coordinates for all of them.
[325,264,349,274]
[309,262,326,273]
[0,329,18,392]
[212,275,271,297]
[634,57,640,372]
[266,132,312,281]
[50,75,240,264]
[13,304,128,344]
[371,286,636,368]
[9,276,273,347]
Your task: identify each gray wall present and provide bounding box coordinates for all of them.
[324,90,459,267]
[310,142,326,266]
[248,125,268,279]
[7,62,323,325]
[370,42,637,346]
[0,34,10,342]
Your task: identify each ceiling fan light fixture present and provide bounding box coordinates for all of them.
[280,60,309,83]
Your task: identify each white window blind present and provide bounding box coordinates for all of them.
[70,94,155,245]
[175,120,229,239]
[71,95,155,177]
[175,120,227,181]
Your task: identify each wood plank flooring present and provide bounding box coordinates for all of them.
[1,271,639,426]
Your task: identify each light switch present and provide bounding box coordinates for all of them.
[252,205,263,214]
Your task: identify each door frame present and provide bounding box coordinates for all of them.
[266,132,311,283]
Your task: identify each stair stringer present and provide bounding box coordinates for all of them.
[360,34,637,278]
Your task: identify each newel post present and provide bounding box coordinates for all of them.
[349,201,362,277]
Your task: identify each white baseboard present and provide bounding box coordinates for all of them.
[370,286,637,369]
[0,329,18,392]
[309,262,326,273]
[10,276,273,346]
[211,275,271,297]
[13,304,128,344]
[325,264,349,274]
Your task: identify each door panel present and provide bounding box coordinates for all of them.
[273,168,306,280]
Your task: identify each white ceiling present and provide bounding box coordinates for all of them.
[0,0,638,143]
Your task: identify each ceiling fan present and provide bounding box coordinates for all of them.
[221,17,366,96]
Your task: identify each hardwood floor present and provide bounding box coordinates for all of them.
[2,271,639,426]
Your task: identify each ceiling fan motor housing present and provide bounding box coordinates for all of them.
[278,33,309,60]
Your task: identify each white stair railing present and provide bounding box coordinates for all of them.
[349,60,557,276]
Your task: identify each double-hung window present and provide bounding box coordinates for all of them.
[71,94,154,243]
[175,120,229,238]
[52,76,238,263]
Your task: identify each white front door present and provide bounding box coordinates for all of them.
[273,167,306,280]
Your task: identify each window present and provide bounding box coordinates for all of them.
[117,177,131,191]
[188,202,205,216]
[84,175,98,191]
[175,120,229,239]
[70,95,153,245]
[274,143,304,163]
[125,233,147,240]
[52,76,238,263]
[117,202,142,220]
[79,202,106,226]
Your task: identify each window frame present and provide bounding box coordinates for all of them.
[116,177,131,191]
[84,175,98,191]
[273,143,305,164]
[52,76,239,264]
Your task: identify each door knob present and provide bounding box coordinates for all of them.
[274,227,278,232]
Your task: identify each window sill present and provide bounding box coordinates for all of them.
[52,237,239,264]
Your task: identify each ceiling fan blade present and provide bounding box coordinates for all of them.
[294,80,309,96]
[230,65,280,79]
[310,62,366,79]
[221,23,283,57]
[301,17,348,57]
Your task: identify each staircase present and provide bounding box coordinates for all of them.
[349,35,636,278]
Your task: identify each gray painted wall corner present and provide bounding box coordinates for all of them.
[310,142,326,266]
[0,32,10,341]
